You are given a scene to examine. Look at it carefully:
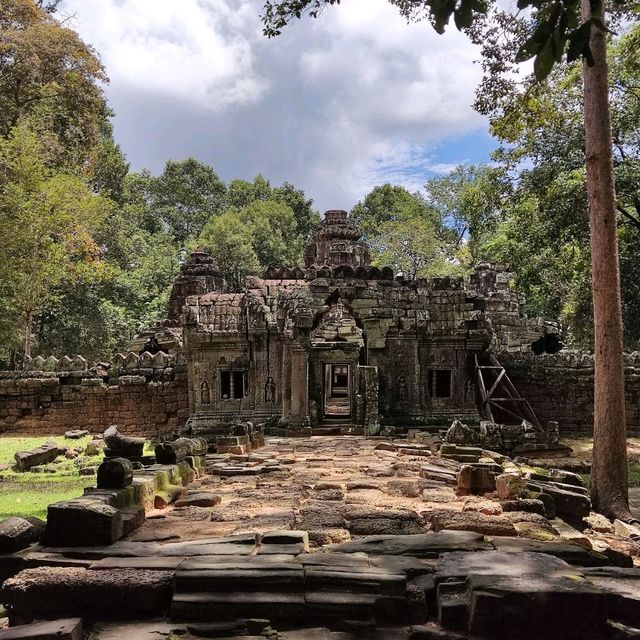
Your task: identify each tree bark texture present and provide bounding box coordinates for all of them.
[23,310,32,358]
[581,0,631,519]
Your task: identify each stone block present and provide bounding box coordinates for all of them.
[526,481,591,518]
[97,458,133,490]
[64,430,88,440]
[1,567,172,622]
[496,474,528,500]
[456,466,496,495]
[0,618,82,640]
[0,518,37,553]
[14,443,62,472]
[42,500,123,547]
[174,493,221,508]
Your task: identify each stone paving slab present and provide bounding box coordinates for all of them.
[0,619,82,640]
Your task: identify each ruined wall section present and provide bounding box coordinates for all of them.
[500,350,640,436]
[0,352,189,438]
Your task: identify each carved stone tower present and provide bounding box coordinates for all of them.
[167,251,225,324]
[304,210,371,269]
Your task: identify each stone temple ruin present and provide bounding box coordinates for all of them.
[0,211,639,640]
[181,209,564,446]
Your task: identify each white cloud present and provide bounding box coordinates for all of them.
[61,0,267,108]
[59,0,492,210]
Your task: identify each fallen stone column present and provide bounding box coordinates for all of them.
[155,438,207,464]
[102,425,145,460]
[0,518,43,554]
[13,443,62,472]
[97,458,133,490]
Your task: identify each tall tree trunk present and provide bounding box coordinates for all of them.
[581,0,631,520]
[23,310,33,359]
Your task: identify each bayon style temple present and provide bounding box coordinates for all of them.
[178,209,554,437]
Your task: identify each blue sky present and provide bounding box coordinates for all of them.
[60,0,496,212]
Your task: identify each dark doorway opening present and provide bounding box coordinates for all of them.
[429,369,452,398]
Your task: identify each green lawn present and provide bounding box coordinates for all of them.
[0,435,99,520]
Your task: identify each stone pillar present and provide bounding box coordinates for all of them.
[282,344,291,417]
[290,348,309,421]
[361,366,379,435]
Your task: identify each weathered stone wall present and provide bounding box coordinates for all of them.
[0,356,189,438]
[500,350,640,436]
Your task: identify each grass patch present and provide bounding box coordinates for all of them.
[0,435,100,520]
[575,462,640,492]
[629,461,640,488]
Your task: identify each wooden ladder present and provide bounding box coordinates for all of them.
[475,352,541,428]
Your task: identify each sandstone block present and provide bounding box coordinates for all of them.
[43,500,123,547]
[1,567,172,622]
[0,618,82,640]
[97,458,133,490]
[0,518,36,553]
[496,474,527,500]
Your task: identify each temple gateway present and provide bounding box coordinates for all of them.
[176,210,553,437]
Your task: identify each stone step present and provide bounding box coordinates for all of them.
[304,567,406,596]
[170,591,307,622]
[174,567,305,592]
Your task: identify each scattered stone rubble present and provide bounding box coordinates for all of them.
[0,433,639,639]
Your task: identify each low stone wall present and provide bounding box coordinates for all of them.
[0,359,189,438]
[500,350,640,436]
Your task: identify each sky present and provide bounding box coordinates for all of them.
[59,0,496,212]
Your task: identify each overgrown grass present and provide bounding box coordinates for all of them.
[629,461,640,488]
[574,462,640,492]
[0,435,99,520]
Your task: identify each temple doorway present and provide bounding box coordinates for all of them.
[324,363,351,418]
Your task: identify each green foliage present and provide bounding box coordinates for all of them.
[0,123,113,356]
[0,1,321,362]
[196,200,306,289]
[475,24,640,347]
[196,211,260,290]
[0,0,110,169]
[425,165,506,267]
[149,158,228,244]
[350,184,463,278]
[227,175,320,238]
[88,132,130,204]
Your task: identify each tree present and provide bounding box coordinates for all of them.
[261,0,635,519]
[196,200,307,289]
[227,175,320,239]
[88,128,130,204]
[149,158,228,244]
[350,184,462,275]
[238,200,304,269]
[424,165,507,267]
[470,25,640,347]
[371,212,458,280]
[0,124,112,358]
[196,211,260,290]
[0,0,109,168]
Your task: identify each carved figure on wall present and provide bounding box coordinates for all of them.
[465,379,475,404]
[397,376,408,403]
[265,376,276,404]
[200,381,210,405]
[140,336,164,355]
